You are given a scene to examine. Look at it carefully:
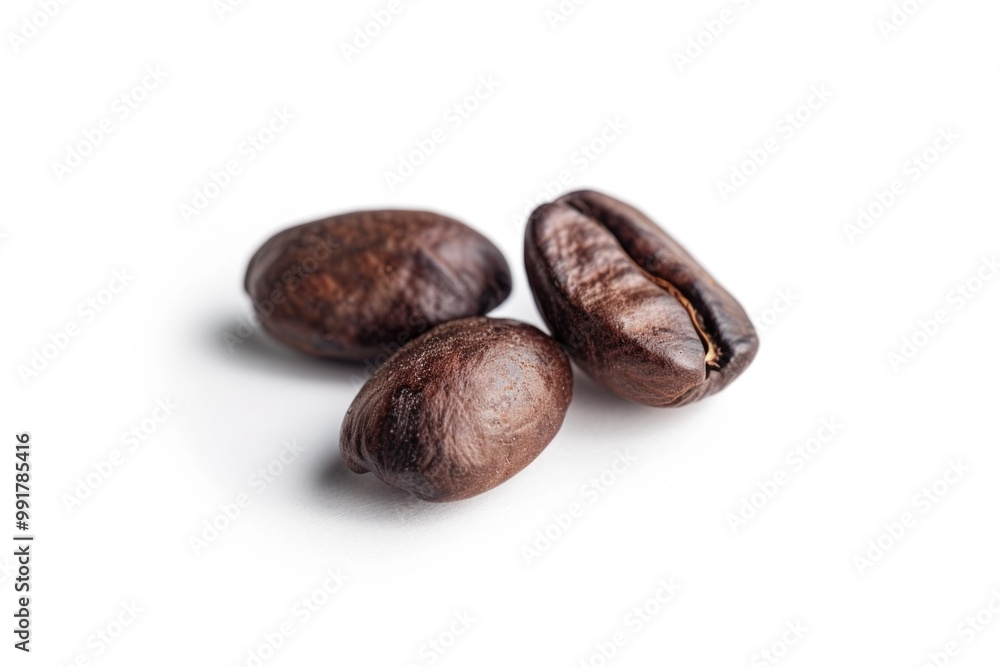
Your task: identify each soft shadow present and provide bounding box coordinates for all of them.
[316,455,409,503]
[560,368,714,458]
[570,371,648,413]
[310,452,470,524]
[208,316,370,385]
[568,366,714,422]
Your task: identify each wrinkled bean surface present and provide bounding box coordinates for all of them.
[524,190,758,407]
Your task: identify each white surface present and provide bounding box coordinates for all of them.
[3,1,1000,665]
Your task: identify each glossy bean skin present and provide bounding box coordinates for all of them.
[245,210,511,361]
[340,318,573,502]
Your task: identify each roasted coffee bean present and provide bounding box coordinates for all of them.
[524,190,758,407]
[245,210,511,360]
[340,317,573,502]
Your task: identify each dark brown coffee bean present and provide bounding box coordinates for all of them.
[524,190,758,407]
[340,317,573,502]
[245,210,511,360]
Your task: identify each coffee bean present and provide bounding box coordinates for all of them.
[340,317,573,502]
[524,190,758,407]
[245,210,511,360]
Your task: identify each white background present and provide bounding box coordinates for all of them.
[3,0,1000,665]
